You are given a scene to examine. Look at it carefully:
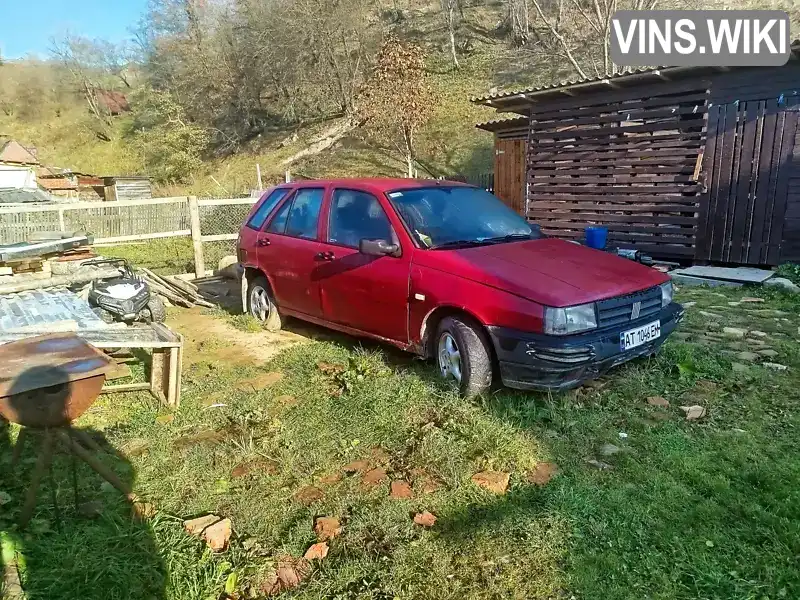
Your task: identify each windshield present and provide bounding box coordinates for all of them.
[386,186,533,249]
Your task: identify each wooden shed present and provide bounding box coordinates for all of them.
[102,176,153,202]
[474,45,800,265]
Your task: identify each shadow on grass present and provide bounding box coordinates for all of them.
[0,366,165,600]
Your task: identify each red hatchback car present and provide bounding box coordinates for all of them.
[238,179,683,397]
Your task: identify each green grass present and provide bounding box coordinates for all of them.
[1,285,799,599]
[98,238,195,275]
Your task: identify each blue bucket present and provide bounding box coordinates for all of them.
[585,226,608,250]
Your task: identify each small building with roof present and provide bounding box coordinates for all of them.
[473,43,800,265]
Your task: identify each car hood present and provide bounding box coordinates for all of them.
[414,238,669,307]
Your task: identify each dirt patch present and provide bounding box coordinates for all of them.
[168,307,309,366]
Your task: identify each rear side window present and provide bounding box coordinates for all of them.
[285,188,324,240]
[246,188,290,230]
[266,196,293,233]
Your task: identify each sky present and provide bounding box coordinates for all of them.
[0,0,149,59]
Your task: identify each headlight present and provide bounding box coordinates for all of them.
[660,281,673,307]
[544,303,597,335]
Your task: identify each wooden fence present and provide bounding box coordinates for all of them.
[0,196,257,277]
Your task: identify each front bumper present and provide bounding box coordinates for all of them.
[488,302,684,391]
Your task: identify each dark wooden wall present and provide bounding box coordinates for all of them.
[698,65,800,265]
[784,121,800,262]
[524,79,709,259]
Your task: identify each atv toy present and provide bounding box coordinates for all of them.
[82,258,166,324]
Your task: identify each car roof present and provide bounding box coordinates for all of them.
[278,178,474,194]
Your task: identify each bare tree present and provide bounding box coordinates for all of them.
[440,0,461,68]
[506,0,531,46]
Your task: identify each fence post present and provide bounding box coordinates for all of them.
[188,196,205,278]
[57,208,66,233]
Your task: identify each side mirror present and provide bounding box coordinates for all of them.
[359,238,399,257]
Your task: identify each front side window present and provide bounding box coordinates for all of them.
[246,188,290,230]
[266,195,293,233]
[387,186,534,249]
[328,189,394,248]
[285,188,324,239]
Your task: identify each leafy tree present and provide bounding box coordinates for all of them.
[130,87,209,183]
[359,36,435,177]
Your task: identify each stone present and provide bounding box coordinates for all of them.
[598,443,621,457]
[727,301,741,307]
[216,255,243,281]
[673,332,692,341]
[389,480,414,499]
[764,277,800,293]
[763,362,788,371]
[683,301,697,308]
[749,330,768,338]
[723,327,746,338]
[732,363,749,373]
[304,542,329,560]
[736,351,759,362]
[647,396,670,407]
[758,349,779,358]
[679,405,707,420]
[699,311,723,319]
[741,297,765,303]
[471,471,510,494]
[413,511,437,527]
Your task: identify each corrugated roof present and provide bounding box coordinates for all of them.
[472,41,800,106]
[0,188,56,204]
[475,115,529,132]
[472,67,660,103]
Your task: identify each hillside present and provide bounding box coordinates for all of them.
[3,0,796,197]
[0,0,577,196]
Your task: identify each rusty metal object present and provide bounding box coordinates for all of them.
[0,333,112,427]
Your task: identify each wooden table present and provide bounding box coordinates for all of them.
[0,322,184,407]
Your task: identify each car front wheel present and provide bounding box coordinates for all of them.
[248,275,282,332]
[436,316,493,398]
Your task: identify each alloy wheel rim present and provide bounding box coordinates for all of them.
[250,286,270,321]
[438,332,462,383]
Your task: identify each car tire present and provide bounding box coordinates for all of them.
[143,295,167,323]
[435,316,493,398]
[248,275,282,332]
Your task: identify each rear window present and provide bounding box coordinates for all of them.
[245,188,290,230]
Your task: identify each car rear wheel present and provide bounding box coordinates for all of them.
[248,275,282,332]
[436,316,493,398]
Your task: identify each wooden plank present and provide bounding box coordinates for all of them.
[529,106,705,130]
[528,193,701,203]
[741,100,767,263]
[530,149,700,163]
[188,195,205,279]
[527,92,710,121]
[528,201,700,213]
[197,198,257,206]
[530,165,695,176]
[93,230,191,245]
[533,221,695,236]
[529,174,696,184]
[530,133,704,150]
[728,101,759,263]
[766,105,798,264]
[0,196,188,214]
[531,120,704,141]
[529,184,703,194]
[528,212,697,224]
[200,233,238,242]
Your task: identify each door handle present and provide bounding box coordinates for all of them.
[257,238,270,247]
[315,251,335,261]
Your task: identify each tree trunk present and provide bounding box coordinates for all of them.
[449,27,460,68]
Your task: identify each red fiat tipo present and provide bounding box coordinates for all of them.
[238,179,682,397]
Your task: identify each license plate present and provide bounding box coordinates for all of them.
[620,320,661,351]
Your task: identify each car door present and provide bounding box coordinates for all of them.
[315,187,411,342]
[258,186,327,318]
[240,186,292,267]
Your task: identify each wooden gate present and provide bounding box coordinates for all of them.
[698,99,799,264]
[493,138,526,214]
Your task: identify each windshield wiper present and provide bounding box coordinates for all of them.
[482,233,533,244]
[430,239,492,250]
